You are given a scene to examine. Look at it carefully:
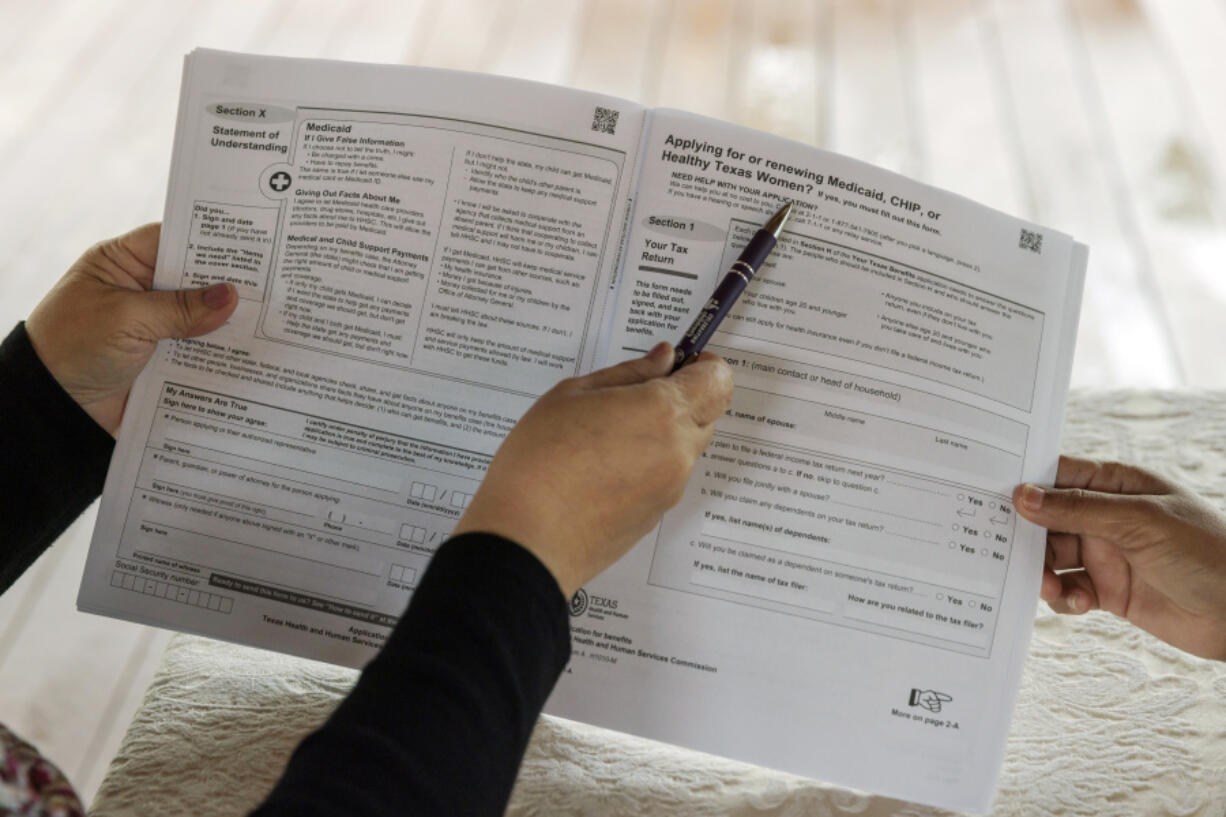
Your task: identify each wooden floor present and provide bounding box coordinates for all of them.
[2,0,1225,803]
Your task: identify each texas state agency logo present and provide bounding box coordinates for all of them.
[569,589,589,617]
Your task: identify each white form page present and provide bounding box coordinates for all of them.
[546,109,1086,813]
[79,50,645,667]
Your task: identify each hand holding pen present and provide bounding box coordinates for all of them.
[671,201,794,372]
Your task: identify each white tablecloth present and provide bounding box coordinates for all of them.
[89,391,1226,816]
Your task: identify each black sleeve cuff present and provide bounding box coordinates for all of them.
[0,322,115,593]
[254,533,571,817]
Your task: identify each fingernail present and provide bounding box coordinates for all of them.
[203,283,232,310]
[1019,483,1044,511]
[1067,591,1082,613]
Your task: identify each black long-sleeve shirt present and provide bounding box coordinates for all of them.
[0,323,116,594]
[0,322,571,816]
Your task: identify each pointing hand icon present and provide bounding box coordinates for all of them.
[909,688,953,713]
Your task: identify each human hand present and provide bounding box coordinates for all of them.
[1013,456,1226,660]
[452,343,734,598]
[25,223,237,436]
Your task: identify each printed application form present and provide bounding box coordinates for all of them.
[80,51,1086,813]
[82,50,643,665]
[555,110,1084,811]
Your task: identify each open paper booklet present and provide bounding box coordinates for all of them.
[80,49,1086,812]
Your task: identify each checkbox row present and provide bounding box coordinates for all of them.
[389,564,418,585]
[111,570,233,613]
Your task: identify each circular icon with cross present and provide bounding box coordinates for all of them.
[259,164,296,200]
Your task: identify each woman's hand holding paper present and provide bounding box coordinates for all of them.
[1015,456,1226,660]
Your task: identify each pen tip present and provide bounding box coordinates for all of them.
[764,201,794,238]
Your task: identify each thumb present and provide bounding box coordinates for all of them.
[668,350,734,427]
[133,283,237,340]
[1013,482,1155,540]
[574,341,673,390]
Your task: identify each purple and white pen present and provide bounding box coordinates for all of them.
[670,201,794,373]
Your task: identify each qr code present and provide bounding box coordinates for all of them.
[1019,228,1043,253]
[592,106,619,135]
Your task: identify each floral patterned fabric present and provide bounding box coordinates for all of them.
[0,724,83,817]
